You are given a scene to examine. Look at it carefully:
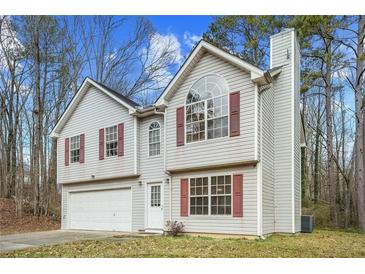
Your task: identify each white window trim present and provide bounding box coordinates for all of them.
[148,121,161,158]
[69,134,80,164]
[184,74,231,146]
[187,173,233,217]
[105,124,118,158]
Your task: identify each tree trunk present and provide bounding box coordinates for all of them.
[33,19,41,216]
[15,122,24,217]
[314,95,321,203]
[355,15,365,229]
[324,37,338,226]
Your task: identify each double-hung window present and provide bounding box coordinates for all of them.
[211,175,231,215]
[70,135,80,163]
[189,175,232,216]
[149,122,161,156]
[105,125,117,157]
[186,75,229,143]
[190,177,209,215]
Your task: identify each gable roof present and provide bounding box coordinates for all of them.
[50,77,139,138]
[155,40,265,106]
[92,80,140,108]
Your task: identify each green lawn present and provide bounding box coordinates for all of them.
[2,229,365,258]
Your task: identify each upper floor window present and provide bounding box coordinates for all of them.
[105,125,118,157]
[70,135,80,163]
[186,75,229,143]
[149,121,161,156]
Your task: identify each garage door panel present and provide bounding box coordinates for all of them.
[69,188,132,232]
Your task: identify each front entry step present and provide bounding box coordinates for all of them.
[138,229,164,235]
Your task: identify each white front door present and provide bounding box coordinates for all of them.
[147,183,164,229]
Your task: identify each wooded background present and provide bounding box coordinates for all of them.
[0,15,364,230]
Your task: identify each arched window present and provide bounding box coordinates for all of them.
[186,75,229,143]
[149,121,161,156]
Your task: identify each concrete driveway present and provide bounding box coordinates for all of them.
[0,230,132,253]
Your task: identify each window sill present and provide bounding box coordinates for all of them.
[186,215,236,219]
[184,135,234,147]
[105,155,118,159]
[148,154,162,159]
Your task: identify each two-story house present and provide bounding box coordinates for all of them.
[50,28,303,237]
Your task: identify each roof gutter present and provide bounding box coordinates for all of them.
[132,104,166,118]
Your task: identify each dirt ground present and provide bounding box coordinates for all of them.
[0,198,60,235]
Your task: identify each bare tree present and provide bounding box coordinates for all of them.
[76,16,180,105]
[335,15,365,228]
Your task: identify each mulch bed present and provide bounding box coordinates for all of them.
[0,198,60,235]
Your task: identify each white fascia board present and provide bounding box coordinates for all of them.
[50,78,90,138]
[155,42,204,106]
[155,40,265,106]
[251,71,265,82]
[50,78,137,137]
[201,41,264,75]
[89,79,136,112]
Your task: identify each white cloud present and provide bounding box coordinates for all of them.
[143,32,183,90]
[183,32,202,49]
[333,67,351,81]
[149,32,183,65]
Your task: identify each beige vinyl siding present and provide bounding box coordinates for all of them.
[271,29,300,233]
[294,37,302,232]
[140,115,165,182]
[61,179,144,232]
[61,185,67,229]
[136,117,140,175]
[260,85,275,235]
[165,52,256,171]
[272,30,293,233]
[57,86,136,184]
[170,165,258,235]
[139,115,170,227]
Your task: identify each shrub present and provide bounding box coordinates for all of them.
[302,201,330,227]
[165,220,185,236]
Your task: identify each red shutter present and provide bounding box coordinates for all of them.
[180,178,189,216]
[176,107,185,146]
[79,134,85,163]
[64,138,69,166]
[117,123,124,156]
[99,128,104,160]
[230,91,240,137]
[233,174,243,217]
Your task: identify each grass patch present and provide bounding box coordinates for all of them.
[2,229,364,258]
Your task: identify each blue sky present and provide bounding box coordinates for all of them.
[147,15,213,58]
[146,16,355,112]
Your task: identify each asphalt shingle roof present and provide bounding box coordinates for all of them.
[92,79,140,108]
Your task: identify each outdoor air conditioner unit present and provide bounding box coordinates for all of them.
[301,215,314,233]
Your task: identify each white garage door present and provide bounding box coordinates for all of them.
[69,188,132,232]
